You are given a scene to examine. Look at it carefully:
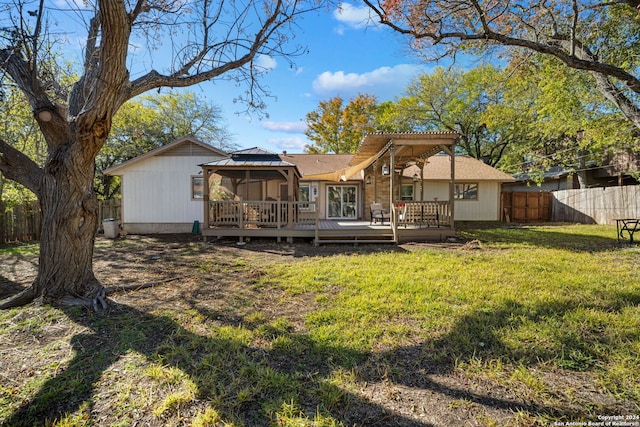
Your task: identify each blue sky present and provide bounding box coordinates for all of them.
[48,1,436,153]
[196,2,433,153]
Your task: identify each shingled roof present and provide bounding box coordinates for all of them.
[404,155,515,182]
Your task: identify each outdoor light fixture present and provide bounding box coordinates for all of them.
[366,176,372,185]
[381,163,390,176]
[413,173,420,182]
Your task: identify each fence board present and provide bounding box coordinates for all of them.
[552,185,640,224]
[0,201,41,244]
[1,199,121,244]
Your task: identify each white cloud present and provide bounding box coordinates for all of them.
[254,55,277,71]
[333,3,379,30]
[268,136,308,151]
[261,121,307,134]
[312,64,420,98]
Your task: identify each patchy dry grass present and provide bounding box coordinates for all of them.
[0,224,639,426]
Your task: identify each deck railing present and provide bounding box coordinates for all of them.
[393,201,451,228]
[209,200,317,228]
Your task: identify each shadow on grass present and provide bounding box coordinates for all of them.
[4,289,632,426]
[457,224,622,251]
[0,275,27,300]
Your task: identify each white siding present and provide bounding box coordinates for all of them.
[422,181,502,221]
[119,154,224,226]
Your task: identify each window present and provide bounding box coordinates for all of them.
[454,183,478,200]
[191,176,204,200]
[401,184,414,201]
[299,183,310,202]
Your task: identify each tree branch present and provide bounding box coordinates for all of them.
[129,0,293,99]
[364,0,640,127]
[0,138,44,197]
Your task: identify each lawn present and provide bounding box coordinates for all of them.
[0,224,638,426]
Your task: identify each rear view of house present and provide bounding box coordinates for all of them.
[106,133,514,243]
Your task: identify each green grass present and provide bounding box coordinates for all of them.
[0,242,39,255]
[263,224,640,410]
[1,224,638,425]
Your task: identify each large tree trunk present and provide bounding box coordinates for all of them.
[0,135,106,309]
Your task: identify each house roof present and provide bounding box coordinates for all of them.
[202,147,297,168]
[231,147,278,156]
[403,155,516,182]
[201,157,296,168]
[279,154,354,177]
[104,137,227,175]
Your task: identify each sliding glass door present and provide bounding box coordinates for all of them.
[327,185,357,219]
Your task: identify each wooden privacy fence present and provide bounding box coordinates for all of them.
[0,199,121,244]
[501,192,552,222]
[0,201,41,244]
[552,185,640,224]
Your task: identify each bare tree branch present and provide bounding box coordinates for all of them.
[0,138,43,196]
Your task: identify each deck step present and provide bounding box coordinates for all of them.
[315,235,396,245]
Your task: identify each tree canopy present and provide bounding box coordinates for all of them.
[363,0,640,134]
[394,65,512,166]
[96,91,233,200]
[304,94,379,154]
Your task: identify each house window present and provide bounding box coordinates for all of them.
[191,176,204,200]
[327,185,357,219]
[299,183,312,210]
[401,184,414,201]
[455,183,478,200]
[299,183,310,202]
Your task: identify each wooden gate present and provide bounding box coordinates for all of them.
[502,192,552,222]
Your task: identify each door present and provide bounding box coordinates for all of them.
[327,185,357,219]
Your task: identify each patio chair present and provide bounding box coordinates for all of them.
[370,203,391,224]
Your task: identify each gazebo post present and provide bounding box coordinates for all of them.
[440,144,456,228]
[389,143,398,241]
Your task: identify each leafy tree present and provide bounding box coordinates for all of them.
[372,100,413,133]
[305,94,379,153]
[395,65,514,166]
[494,54,636,187]
[392,60,630,187]
[96,92,233,200]
[364,0,640,134]
[0,0,319,309]
[137,92,233,149]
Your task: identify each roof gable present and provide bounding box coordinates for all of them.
[104,137,228,175]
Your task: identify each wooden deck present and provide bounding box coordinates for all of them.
[202,200,454,244]
[202,218,455,245]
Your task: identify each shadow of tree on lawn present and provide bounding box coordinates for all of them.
[457,224,622,252]
[4,287,633,427]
